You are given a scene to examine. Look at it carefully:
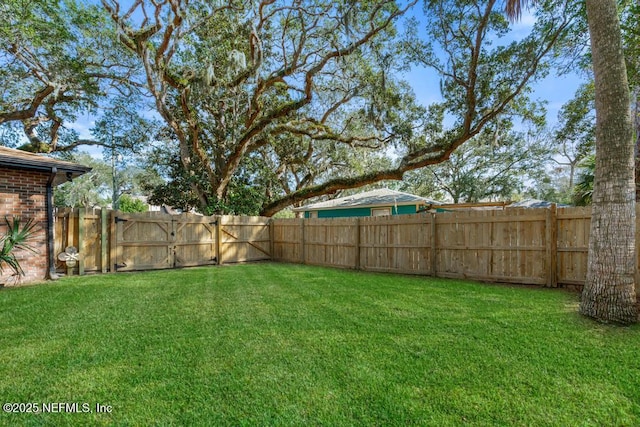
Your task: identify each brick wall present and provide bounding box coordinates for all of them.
[0,167,50,285]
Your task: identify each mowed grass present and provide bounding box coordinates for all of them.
[1,263,639,426]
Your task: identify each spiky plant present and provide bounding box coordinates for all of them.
[0,217,39,277]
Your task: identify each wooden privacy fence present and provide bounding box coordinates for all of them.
[55,205,638,288]
[271,206,640,288]
[54,208,270,275]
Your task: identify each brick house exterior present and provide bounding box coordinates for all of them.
[0,146,90,285]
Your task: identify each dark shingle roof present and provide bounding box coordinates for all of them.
[0,146,91,186]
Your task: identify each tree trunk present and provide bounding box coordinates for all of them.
[581,0,638,324]
[634,90,640,200]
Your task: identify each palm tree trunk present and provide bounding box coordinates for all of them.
[634,90,640,200]
[580,0,638,324]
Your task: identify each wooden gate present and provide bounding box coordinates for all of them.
[111,212,218,272]
[218,215,271,264]
[174,214,218,268]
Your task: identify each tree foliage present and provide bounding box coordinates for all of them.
[92,97,158,209]
[103,0,575,215]
[142,137,270,215]
[118,194,148,213]
[572,154,595,206]
[0,0,140,153]
[54,153,111,208]
[0,0,578,216]
[407,125,551,203]
[551,82,595,189]
[54,152,156,209]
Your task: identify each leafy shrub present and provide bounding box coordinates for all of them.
[118,194,148,213]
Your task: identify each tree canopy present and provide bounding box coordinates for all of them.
[0,0,140,152]
[1,0,578,215]
[403,124,551,203]
[103,0,575,215]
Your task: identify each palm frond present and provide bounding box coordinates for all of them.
[505,0,536,22]
[0,217,40,277]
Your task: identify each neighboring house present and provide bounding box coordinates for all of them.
[293,188,442,218]
[0,146,91,285]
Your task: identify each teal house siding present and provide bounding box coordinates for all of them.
[304,204,419,218]
[396,205,418,215]
[306,207,371,218]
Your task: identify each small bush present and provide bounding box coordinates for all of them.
[118,194,148,213]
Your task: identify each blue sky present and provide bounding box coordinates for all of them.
[398,6,586,131]
[503,9,586,123]
[401,65,583,128]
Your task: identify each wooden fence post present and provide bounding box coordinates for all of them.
[269,218,275,261]
[66,208,76,277]
[300,218,306,264]
[77,208,85,276]
[101,208,108,273]
[109,210,117,273]
[430,213,437,277]
[216,216,223,266]
[546,204,558,287]
[354,217,361,270]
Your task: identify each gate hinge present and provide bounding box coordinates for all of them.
[115,217,128,223]
[114,262,127,270]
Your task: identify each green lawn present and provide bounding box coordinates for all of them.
[0,263,639,426]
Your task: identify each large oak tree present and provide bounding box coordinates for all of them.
[0,0,574,216]
[102,0,573,216]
